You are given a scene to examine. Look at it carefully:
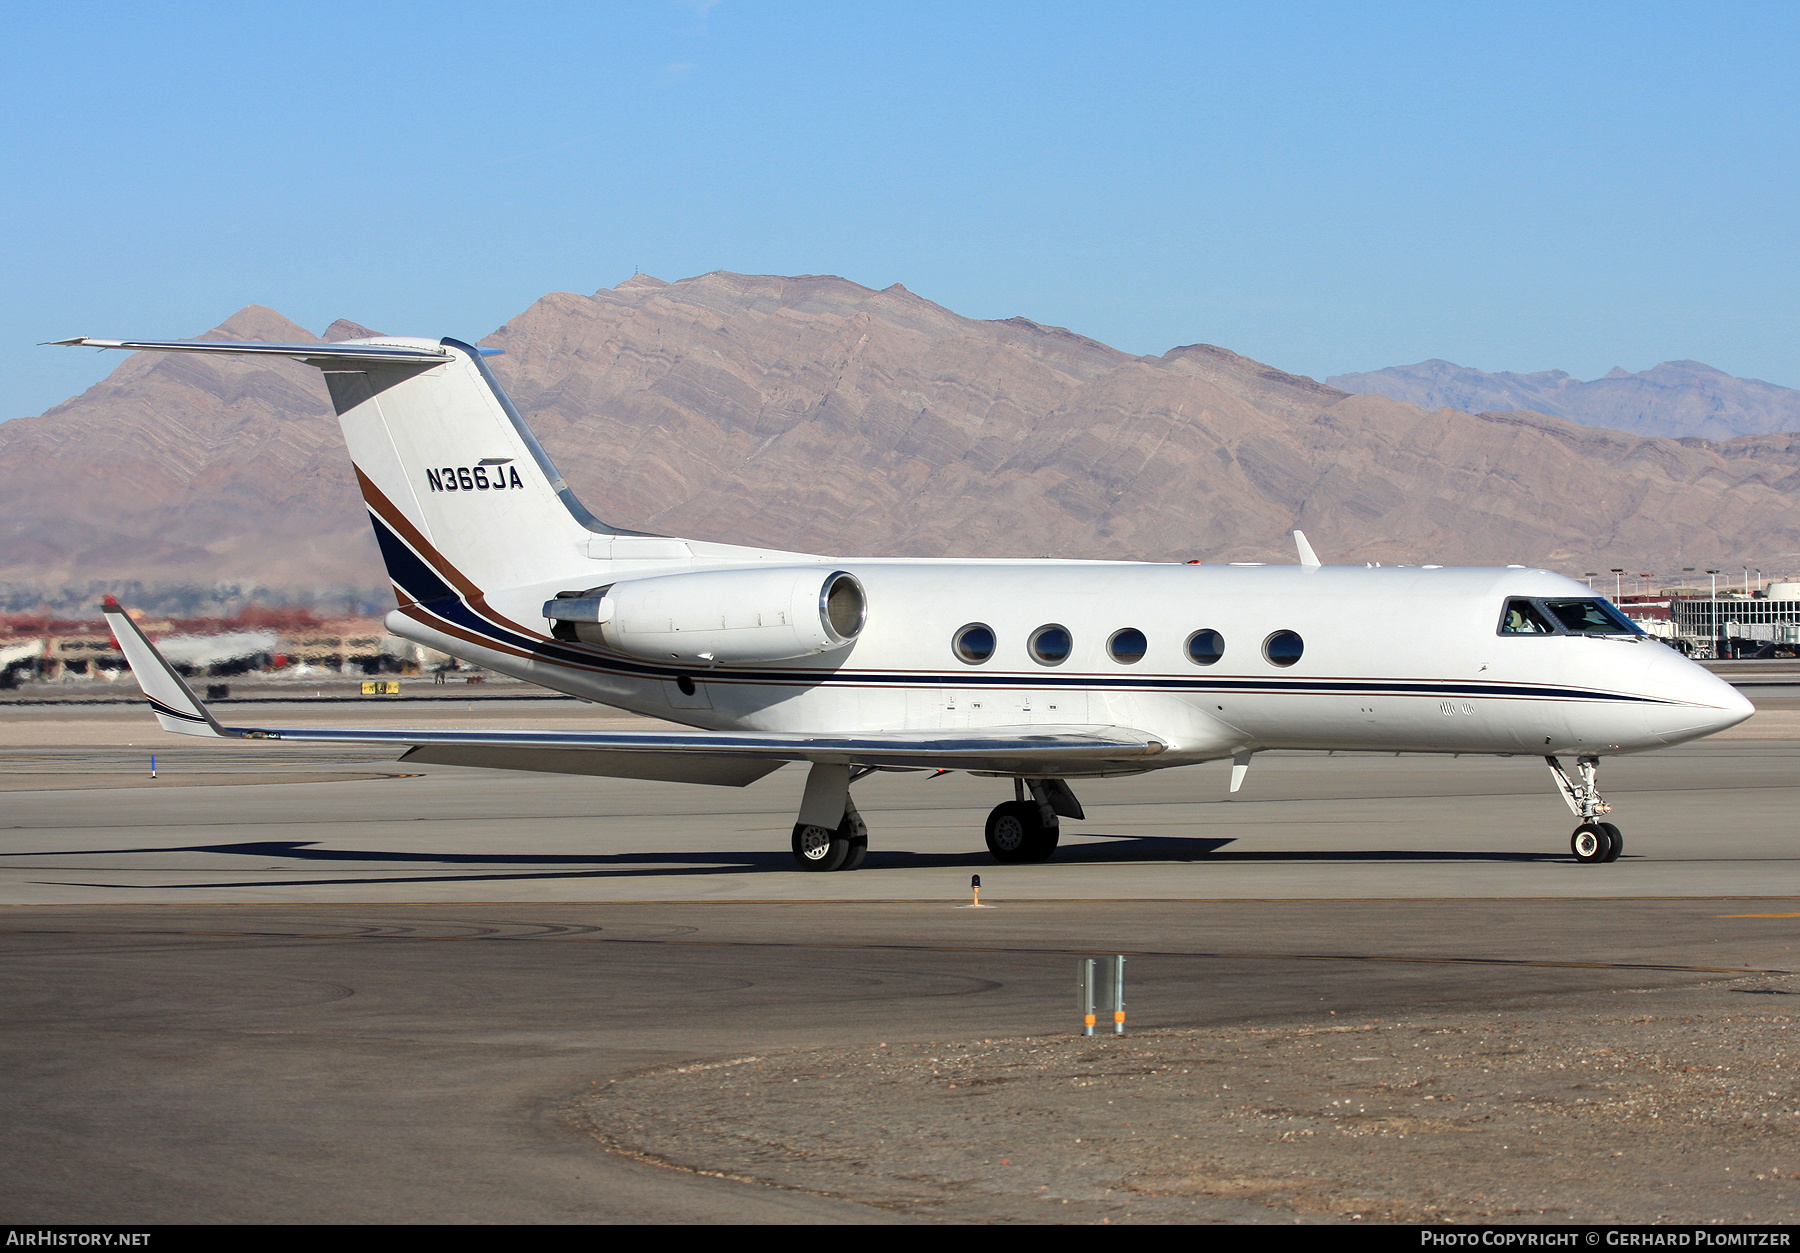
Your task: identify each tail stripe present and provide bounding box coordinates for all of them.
[354,467,482,601]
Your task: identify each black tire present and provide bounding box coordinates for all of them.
[1599,821,1623,863]
[792,822,850,871]
[985,801,1038,863]
[985,800,1059,863]
[1571,822,1613,864]
[840,836,868,871]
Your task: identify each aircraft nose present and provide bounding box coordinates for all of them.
[1642,646,1755,744]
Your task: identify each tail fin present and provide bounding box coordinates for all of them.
[52,334,640,601]
[318,336,634,600]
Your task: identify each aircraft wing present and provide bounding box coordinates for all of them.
[102,602,1165,786]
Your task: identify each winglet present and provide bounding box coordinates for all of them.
[1293,530,1321,569]
[101,602,230,738]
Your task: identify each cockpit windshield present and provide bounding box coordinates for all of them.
[1499,598,1557,635]
[1544,599,1643,635]
[1498,596,1643,636]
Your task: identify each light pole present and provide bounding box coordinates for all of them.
[1584,572,1598,590]
[1707,570,1722,649]
[1611,568,1624,601]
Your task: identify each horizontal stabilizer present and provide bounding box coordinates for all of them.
[46,337,464,367]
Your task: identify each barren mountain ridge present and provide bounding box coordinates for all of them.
[5,271,1800,609]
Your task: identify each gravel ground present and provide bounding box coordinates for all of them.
[574,976,1800,1224]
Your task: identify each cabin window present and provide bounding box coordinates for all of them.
[1544,598,1644,636]
[953,623,996,664]
[1498,598,1558,635]
[1185,629,1224,666]
[1107,628,1147,664]
[1263,630,1304,667]
[1028,624,1073,666]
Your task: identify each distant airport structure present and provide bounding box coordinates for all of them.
[0,609,452,689]
[1613,573,1800,658]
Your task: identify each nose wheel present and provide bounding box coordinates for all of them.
[1570,821,1623,864]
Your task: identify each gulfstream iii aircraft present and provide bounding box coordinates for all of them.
[55,333,1753,871]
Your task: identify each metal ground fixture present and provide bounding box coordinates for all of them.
[1077,956,1126,1035]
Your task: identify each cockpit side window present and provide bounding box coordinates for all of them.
[1498,598,1557,635]
[1544,598,1644,636]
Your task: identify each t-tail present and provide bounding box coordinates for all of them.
[312,336,632,600]
[45,333,778,608]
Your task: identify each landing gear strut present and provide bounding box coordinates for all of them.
[1546,755,1623,864]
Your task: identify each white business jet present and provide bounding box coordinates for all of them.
[53,334,1753,870]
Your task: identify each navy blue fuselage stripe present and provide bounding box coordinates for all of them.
[367,515,1676,707]
[369,510,458,605]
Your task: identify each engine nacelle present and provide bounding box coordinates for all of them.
[544,567,866,666]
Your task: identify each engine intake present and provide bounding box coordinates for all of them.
[544,567,866,666]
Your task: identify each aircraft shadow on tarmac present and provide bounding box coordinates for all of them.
[16,834,1570,890]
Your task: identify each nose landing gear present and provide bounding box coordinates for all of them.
[1547,755,1623,864]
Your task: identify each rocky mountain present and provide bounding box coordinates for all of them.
[1328,359,1800,441]
[6,272,1800,611]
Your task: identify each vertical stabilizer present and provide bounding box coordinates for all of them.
[49,332,677,604]
[320,337,624,600]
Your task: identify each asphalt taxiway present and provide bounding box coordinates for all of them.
[2,700,1797,1222]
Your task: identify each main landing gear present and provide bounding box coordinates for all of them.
[787,764,1085,871]
[984,778,1083,864]
[1546,754,1623,864]
[791,798,868,872]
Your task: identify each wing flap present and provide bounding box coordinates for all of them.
[235,723,1165,772]
[398,744,786,787]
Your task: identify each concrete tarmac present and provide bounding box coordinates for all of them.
[3,701,1798,1222]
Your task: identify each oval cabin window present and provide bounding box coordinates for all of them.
[1185,629,1225,666]
[1107,628,1147,664]
[1028,624,1073,666]
[953,623,996,664]
[1263,630,1304,667]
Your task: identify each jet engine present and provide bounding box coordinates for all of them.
[544,567,866,666]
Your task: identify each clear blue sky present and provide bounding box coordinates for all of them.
[6,1,1798,420]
